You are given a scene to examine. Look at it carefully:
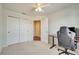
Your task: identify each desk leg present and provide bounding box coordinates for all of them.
[50,36,56,49]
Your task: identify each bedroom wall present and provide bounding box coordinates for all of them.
[48,4,79,35]
[0,4,3,53]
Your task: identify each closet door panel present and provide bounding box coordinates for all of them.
[20,19,28,42]
[20,19,33,42]
[7,16,19,45]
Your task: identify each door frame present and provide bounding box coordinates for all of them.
[33,17,48,43]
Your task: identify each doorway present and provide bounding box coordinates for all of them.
[33,20,41,41]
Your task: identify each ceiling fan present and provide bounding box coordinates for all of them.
[32,3,49,12]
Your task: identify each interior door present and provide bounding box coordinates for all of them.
[7,16,19,45]
[33,21,41,41]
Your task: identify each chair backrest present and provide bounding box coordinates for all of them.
[76,28,79,37]
[57,26,76,50]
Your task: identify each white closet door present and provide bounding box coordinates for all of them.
[20,19,28,42]
[20,19,33,42]
[7,16,19,45]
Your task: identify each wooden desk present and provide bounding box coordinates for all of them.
[48,35,56,49]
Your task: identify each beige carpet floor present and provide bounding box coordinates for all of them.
[1,41,79,55]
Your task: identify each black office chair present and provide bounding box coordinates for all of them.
[57,26,77,55]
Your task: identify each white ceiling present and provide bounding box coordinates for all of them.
[3,3,73,16]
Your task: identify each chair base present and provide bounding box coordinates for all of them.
[50,44,56,49]
[58,49,75,55]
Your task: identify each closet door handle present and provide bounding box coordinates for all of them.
[8,31,10,33]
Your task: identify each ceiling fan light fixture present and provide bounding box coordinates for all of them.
[35,7,42,12]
